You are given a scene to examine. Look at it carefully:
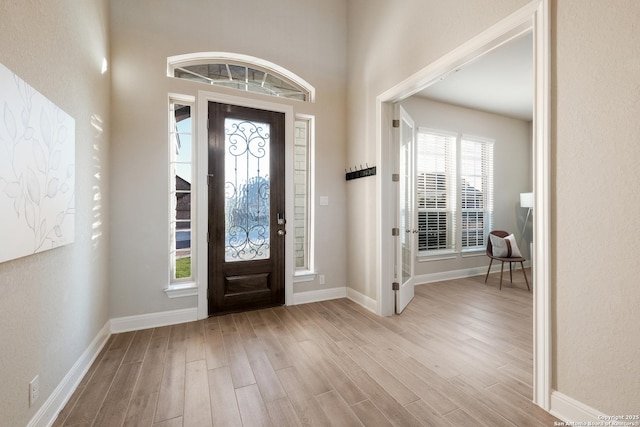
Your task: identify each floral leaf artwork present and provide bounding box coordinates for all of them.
[0,62,75,263]
[26,168,40,205]
[33,141,47,173]
[3,102,17,141]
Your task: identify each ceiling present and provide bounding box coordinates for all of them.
[415,32,533,121]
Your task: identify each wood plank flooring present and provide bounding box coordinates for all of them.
[53,271,559,426]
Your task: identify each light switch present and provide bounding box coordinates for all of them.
[319,196,329,206]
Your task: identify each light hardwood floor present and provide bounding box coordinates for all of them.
[53,270,559,426]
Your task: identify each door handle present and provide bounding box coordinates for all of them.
[277,213,286,225]
[277,229,286,236]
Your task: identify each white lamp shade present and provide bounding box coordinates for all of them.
[520,192,533,208]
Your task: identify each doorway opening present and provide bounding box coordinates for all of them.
[377,0,550,410]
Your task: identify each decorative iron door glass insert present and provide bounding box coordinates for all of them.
[224,118,271,262]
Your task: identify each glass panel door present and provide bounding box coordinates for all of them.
[224,118,271,262]
[208,102,285,315]
[395,105,415,314]
[400,117,413,285]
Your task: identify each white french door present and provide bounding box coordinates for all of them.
[394,105,416,314]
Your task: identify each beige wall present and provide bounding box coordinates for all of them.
[0,1,111,425]
[3,1,639,422]
[108,0,348,317]
[401,97,532,275]
[552,0,640,414]
[347,0,640,415]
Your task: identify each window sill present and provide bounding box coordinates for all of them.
[164,282,198,299]
[293,270,316,283]
[417,251,457,262]
[461,249,486,258]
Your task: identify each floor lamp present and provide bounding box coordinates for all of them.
[520,192,533,237]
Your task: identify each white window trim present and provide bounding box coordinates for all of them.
[164,282,198,298]
[294,114,316,276]
[166,93,196,296]
[417,251,457,262]
[460,249,486,258]
[293,272,317,283]
[167,52,316,103]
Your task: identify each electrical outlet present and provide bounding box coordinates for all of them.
[319,274,325,285]
[29,375,40,407]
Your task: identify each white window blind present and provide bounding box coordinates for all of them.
[294,118,312,271]
[416,129,457,252]
[460,137,494,250]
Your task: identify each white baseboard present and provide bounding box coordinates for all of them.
[550,390,606,424]
[413,261,532,285]
[292,286,378,314]
[346,287,377,313]
[110,307,198,333]
[292,287,347,305]
[27,321,111,427]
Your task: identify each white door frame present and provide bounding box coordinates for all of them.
[375,0,551,410]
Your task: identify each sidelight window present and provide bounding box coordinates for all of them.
[294,117,313,272]
[169,98,194,282]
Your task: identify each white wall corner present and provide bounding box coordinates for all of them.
[110,307,198,333]
[346,287,377,313]
[290,286,377,314]
[27,321,111,427]
[292,286,347,305]
[550,390,607,424]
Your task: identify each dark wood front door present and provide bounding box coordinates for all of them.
[208,102,285,315]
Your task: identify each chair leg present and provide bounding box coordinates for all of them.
[520,261,531,291]
[485,259,493,283]
[509,262,513,283]
[499,261,505,290]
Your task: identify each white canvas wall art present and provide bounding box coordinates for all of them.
[0,63,75,263]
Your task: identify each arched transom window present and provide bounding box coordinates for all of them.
[168,52,314,102]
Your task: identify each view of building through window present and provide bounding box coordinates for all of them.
[170,102,193,280]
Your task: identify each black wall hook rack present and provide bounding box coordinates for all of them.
[345,165,376,181]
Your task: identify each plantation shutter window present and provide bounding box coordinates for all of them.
[416,128,494,257]
[416,129,457,253]
[460,137,494,250]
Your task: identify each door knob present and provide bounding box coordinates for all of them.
[277,229,286,236]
